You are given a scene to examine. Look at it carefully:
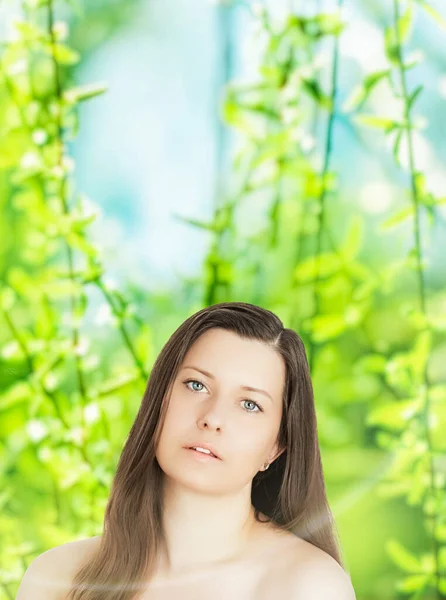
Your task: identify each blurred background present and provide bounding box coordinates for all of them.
[1,0,445,598]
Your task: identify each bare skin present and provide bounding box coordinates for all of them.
[143,516,302,594]
[35,522,315,600]
[18,522,351,600]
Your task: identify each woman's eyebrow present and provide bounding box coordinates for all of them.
[181,365,273,402]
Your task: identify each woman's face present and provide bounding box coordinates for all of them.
[155,328,286,495]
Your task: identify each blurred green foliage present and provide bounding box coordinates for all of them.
[1,1,445,599]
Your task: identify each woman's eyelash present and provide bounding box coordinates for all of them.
[182,378,264,413]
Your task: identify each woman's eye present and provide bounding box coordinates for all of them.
[184,379,205,393]
[183,379,263,413]
[242,399,262,413]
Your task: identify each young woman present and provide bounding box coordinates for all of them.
[17,301,356,600]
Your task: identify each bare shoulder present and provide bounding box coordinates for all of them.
[16,535,101,600]
[284,538,356,600]
[256,533,355,600]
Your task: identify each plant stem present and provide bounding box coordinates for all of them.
[308,0,343,375]
[392,0,442,595]
[47,0,89,446]
[95,280,148,380]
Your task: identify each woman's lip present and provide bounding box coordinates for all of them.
[186,448,221,460]
[184,444,222,459]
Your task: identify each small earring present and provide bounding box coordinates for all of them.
[263,462,270,471]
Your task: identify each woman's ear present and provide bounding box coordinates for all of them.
[267,442,286,466]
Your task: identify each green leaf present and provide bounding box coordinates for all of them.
[397,4,414,43]
[343,69,390,112]
[301,78,332,110]
[97,371,140,397]
[13,21,45,42]
[415,0,446,29]
[243,103,281,122]
[43,43,80,65]
[366,398,420,431]
[314,13,345,36]
[250,131,292,168]
[66,232,100,257]
[57,203,100,235]
[172,213,217,233]
[221,89,255,134]
[0,382,31,411]
[421,191,438,208]
[408,85,424,111]
[393,128,404,166]
[414,171,427,197]
[290,13,345,38]
[384,26,399,64]
[63,82,108,104]
[363,69,391,91]
[294,252,341,283]
[306,314,347,342]
[81,262,105,283]
[351,278,377,302]
[355,114,398,132]
[397,574,430,593]
[380,206,415,230]
[386,539,423,573]
[258,65,282,86]
[403,52,425,71]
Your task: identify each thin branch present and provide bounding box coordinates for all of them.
[308,0,343,375]
[392,0,442,595]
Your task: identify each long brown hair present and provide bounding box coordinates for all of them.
[67,301,345,599]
